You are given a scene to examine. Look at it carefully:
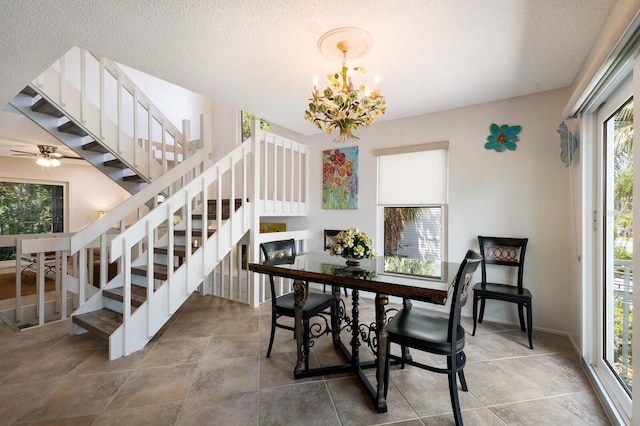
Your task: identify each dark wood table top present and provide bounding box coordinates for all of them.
[249,251,458,305]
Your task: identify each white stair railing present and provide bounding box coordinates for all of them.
[32,46,194,181]
[9,124,309,360]
[106,142,251,358]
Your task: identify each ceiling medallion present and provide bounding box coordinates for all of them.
[304,27,387,143]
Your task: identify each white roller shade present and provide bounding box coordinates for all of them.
[377,144,448,205]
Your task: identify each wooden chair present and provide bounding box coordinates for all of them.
[384,250,482,426]
[260,239,338,370]
[471,236,533,349]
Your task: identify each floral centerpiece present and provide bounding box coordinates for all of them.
[329,228,375,264]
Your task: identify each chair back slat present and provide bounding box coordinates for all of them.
[478,236,528,291]
[448,250,482,342]
[260,239,297,263]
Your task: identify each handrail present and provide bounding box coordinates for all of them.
[34,46,192,182]
[108,142,251,357]
[7,117,309,360]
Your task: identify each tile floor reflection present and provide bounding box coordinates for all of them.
[0,292,611,425]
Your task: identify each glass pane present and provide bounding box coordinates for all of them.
[241,112,270,142]
[0,182,64,260]
[604,98,633,394]
[383,206,442,276]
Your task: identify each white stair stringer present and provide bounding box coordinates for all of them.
[7,91,149,193]
[9,46,194,193]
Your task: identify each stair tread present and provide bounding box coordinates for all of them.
[20,86,38,97]
[155,245,190,256]
[58,120,88,136]
[123,175,146,182]
[131,263,172,280]
[72,308,122,340]
[103,285,147,307]
[104,159,128,168]
[174,229,215,237]
[192,212,230,220]
[82,140,109,153]
[31,98,64,117]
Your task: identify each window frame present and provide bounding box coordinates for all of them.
[375,142,449,264]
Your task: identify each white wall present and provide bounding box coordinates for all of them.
[302,88,577,335]
[119,64,212,139]
[0,157,130,232]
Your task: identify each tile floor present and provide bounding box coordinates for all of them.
[0,291,612,425]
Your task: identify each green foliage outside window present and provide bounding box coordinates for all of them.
[241,112,270,142]
[0,182,63,260]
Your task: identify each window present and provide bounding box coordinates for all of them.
[241,112,270,142]
[376,142,448,275]
[0,181,64,260]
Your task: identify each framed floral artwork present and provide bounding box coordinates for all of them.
[323,147,358,209]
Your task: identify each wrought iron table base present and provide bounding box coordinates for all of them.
[292,281,392,413]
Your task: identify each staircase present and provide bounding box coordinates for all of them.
[13,46,309,360]
[71,198,244,346]
[7,46,193,194]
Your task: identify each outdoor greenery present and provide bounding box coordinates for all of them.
[612,99,633,389]
[383,207,425,256]
[384,256,439,277]
[241,112,270,142]
[0,182,63,260]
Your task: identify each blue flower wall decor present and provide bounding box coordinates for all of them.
[485,123,522,152]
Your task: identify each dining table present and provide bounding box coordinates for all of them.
[249,250,460,413]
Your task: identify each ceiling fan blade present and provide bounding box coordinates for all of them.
[9,149,36,156]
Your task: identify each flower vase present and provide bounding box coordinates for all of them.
[343,258,364,273]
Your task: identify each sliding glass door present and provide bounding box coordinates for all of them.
[596,79,633,414]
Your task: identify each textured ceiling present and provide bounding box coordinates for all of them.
[0,0,616,146]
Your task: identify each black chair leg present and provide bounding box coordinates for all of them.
[527,302,533,349]
[456,352,468,391]
[400,345,407,369]
[267,314,276,357]
[517,304,526,332]
[458,370,468,392]
[447,362,463,426]
[478,298,486,323]
[472,293,479,335]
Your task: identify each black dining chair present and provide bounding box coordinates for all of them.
[471,236,532,349]
[384,250,482,426]
[260,239,338,370]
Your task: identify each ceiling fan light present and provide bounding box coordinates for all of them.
[50,158,61,167]
[36,157,51,167]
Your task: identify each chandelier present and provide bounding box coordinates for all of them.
[304,28,386,143]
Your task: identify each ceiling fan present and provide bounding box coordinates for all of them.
[10,144,82,167]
